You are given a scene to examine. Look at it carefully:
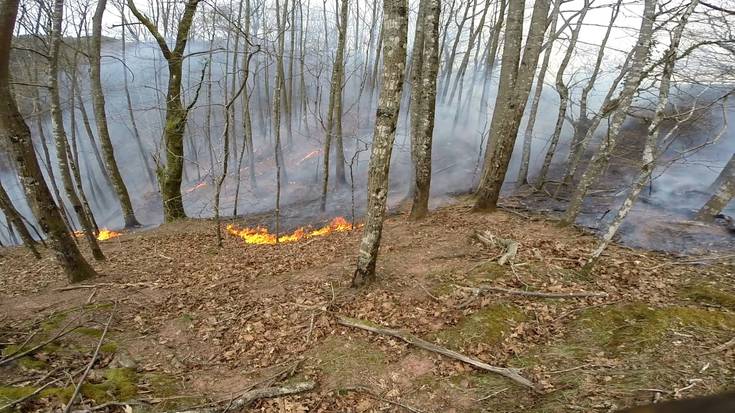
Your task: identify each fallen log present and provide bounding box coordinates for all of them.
[460,285,608,299]
[474,230,518,265]
[336,316,536,389]
[172,381,316,413]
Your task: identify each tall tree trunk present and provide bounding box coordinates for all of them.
[709,153,735,194]
[48,0,105,261]
[517,0,560,187]
[91,0,140,228]
[352,0,408,287]
[0,0,96,282]
[409,0,440,220]
[127,0,201,222]
[535,0,589,188]
[586,0,698,267]
[320,0,349,211]
[479,0,506,111]
[474,0,550,211]
[120,6,156,188]
[698,173,735,221]
[561,0,656,226]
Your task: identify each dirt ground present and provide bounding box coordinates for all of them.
[1,199,734,412]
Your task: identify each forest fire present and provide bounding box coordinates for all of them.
[73,229,122,241]
[186,182,208,193]
[296,150,320,165]
[226,216,355,245]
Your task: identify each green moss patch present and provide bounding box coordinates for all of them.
[308,336,388,387]
[572,303,735,354]
[681,283,735,310]
[430,304,525,350]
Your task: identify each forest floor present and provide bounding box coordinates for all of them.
[1,198,734,412]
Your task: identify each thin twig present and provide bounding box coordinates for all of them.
[62,306,116,413]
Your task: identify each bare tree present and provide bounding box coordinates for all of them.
[127,0,201,222]
[0,0,96,282]
[409,0,440,220]
[90,0,140,228]
[353,0,408,287]
[561,0,657,226]
[474,0,551,211]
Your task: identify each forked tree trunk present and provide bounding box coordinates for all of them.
[409,0,440,220]
[91,0,140,228]
[561,0,656,226]
[517,0,560,187]
[535,0,589,188]
[353,0,408,287]
[0,0,96,282]
[48,0,105,261]
[127,0,201,223]
[320,0,349,211]
[474,0,550,211]
[587,0,699,267]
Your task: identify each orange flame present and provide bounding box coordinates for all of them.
[73,228,122,241]
[296,150,320,165]
[226,217,355,245]
[186,182,208,193]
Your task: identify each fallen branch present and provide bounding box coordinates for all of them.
[459,285,608,299]
[0,375,65,410]
[63,306,116,413]
[171,381,316,413]
[337,316,536,389]
[706,336,735,354]
[474,231,518,266]
[54,282,152,292]
[0,317,83,367]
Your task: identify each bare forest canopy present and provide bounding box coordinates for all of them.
[0,0,734,283]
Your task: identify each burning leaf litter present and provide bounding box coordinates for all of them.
[73,228,123,241]
[226,216,357,245]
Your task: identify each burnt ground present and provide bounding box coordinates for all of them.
[1,199,734,412]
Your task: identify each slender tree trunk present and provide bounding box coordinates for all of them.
[535,1,589,188]
[320,0,349,211]
[517,0,560,187]
[587,0,698,267]
[91,0,140,228]
[479,0,506,111]
[353,0,408,287]
[48,0,104,261]
[409,0,440,220]
[0,179,40,258]
[0,0,96,282]
[561,0,656,226]
[474,0,550,211]
[698,174,735,221]
[120,7,156,188]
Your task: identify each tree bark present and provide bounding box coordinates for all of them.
[517,0,560,187]
[561,0,656,226]
[698,175,735,221]
[474,0,550,211]
[409,0,440,220]
[352,0,408,287]
[48,0,105,261]
[0,0,96,282]
[90,0,140,228]
[0,178,40,258]
[127,0,201,223]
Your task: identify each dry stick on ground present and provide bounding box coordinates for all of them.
[0,316,84,366]
[62,306,115,413]
[0,375,66,410]
[171,381,316,413]
[706,336,735,354]
[459,285,608,299]
[337,316,536,389]
[54,282,153,292]
[474,230,519,266]
[341,385,427,413]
